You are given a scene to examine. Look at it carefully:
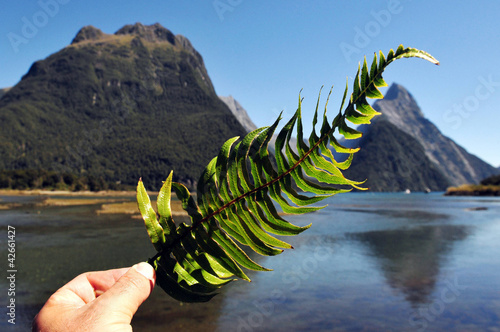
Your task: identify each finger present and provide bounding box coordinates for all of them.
[86,267,130,297]
[92,262,156,322]
[56,267,130,305]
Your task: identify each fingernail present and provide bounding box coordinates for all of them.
[134,262,156,285]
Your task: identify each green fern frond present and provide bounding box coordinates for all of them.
[137,45,439,302]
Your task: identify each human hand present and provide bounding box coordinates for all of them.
[32,262,156,332]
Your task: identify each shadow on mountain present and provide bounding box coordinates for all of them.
[349,224,469,306]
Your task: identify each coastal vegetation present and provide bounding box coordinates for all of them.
[481,174,500,186]
[445,174,500,196]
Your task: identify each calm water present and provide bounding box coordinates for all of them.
[1,193,499,331]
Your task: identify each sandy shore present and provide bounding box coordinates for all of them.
[96,200,188,216]
[0,189,189,216]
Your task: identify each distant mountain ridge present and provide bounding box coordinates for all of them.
[1,24,495,193]
[374,84,496,186]
[219,96,257,132]
[344,84,497,191]
[0,23,246,190]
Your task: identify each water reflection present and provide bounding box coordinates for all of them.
[2,192,499,331]
[338,207,450,223]
[350,225,469,306]
[0,196,227,331]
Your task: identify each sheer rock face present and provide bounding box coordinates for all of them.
[345,119,451,192]
[374,84,497,186]
[219,96,257,133]
[344,84,497,191]
[0,23,246,190]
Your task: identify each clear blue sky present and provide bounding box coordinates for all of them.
[1,0,499,167]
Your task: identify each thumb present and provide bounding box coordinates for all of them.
[94,262,156,322]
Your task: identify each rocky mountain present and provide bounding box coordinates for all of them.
[219,95,257,132]
[374,84,497,186]
[343,84,498,191]
[0,23,246,190]
[344,119,450,192]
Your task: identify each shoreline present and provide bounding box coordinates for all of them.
[0,189,143,197]
[0,189,188,216]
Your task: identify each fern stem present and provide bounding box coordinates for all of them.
[152,113,340,261]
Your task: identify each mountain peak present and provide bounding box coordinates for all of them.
[71,23,184,47]
[371,83,497,186]
[0,23,245,190]
[384,83,411,100]
[115,22,177,44]
[70,23,200,61]
[374,83,424,128]
[71,25,105,44]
